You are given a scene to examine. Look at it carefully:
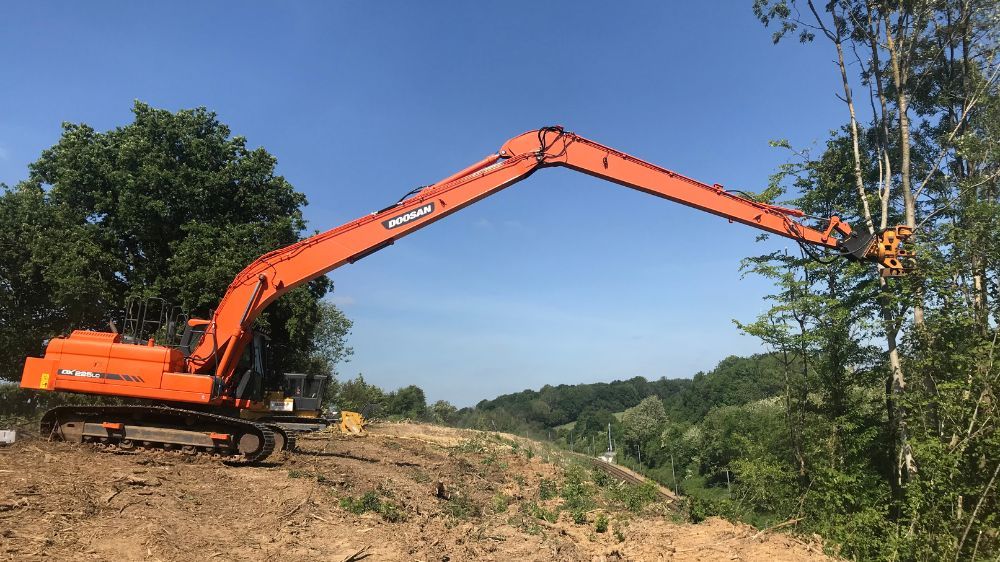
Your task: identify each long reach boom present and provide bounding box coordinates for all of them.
[190,127,911,382]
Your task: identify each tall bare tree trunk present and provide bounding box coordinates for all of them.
[865,2,894,231]
[835,39,876,236]
[885,13,925,329]
[868,3,920,493]
[863,3,907,432]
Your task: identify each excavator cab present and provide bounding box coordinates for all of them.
[177,317,271,403]
[229,332,333,429]
[178,319,329,418]
[232,331,270,402]
[178,318,207,359]
[233,333,330,415]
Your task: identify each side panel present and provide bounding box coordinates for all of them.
[105,341,185,388]
[160,373,215,397]
[45,375,214,403]
[49,331,115,384]
[20,330,214,405]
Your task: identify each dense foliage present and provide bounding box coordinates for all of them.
[0,102,351,380]
[734,0,1000,558]
[447,353,791,461]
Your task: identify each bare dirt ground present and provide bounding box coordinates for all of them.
[0,422,834,561]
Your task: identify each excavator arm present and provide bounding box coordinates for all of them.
[190,127,912,382]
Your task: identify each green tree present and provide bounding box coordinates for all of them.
[620,395,667,451]
[744,1,1000,558]
[384,385,428,420]
[575,407,616,438]
[431,400,459,425]
[289,300,354,376]
[0,102,353,382]
[335,374,385,413]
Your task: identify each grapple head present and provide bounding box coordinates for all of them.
[870,226,914,277]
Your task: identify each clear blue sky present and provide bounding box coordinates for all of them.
[0,2,851,406]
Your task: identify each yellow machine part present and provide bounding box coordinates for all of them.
[339,411,366,435]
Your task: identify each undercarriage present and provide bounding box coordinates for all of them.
[39,405,298,464]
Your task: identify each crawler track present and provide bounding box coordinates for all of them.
[40,405,276,464]
[256,415,332,433]
[264,423,296,453]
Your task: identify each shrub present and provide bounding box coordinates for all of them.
[538,478,558,500]
[592,468,611,487]
[561,465,594,512]
[595,513,609,533]
[443,494,481,520]
[491,493,510,514]
[379,501,406,523]
[606,481,658,513]
[339,491,406,522]
[522,501,557,523]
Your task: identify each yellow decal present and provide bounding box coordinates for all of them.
[39,372,50,389]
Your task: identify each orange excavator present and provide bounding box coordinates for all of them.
[19,127,912,463]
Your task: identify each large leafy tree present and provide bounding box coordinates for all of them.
[384,385,428,420]
[621,395,667,449]
[334,374,386,413]
[745,1,999,558]
[0,101,348,381]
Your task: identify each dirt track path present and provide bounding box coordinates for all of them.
[0,423,833,561]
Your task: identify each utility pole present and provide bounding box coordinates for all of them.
[725,469,731,496]
[671,454,677,492]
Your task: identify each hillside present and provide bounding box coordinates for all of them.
[0,422,832,561]
[461,353,787,431]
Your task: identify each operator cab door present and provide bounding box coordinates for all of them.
[233,332,269,402]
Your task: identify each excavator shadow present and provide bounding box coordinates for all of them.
[294,449,422,467]
[294,449,380,462]
[223,460,284,468]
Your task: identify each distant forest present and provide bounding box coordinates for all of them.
[458,353,785,430]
